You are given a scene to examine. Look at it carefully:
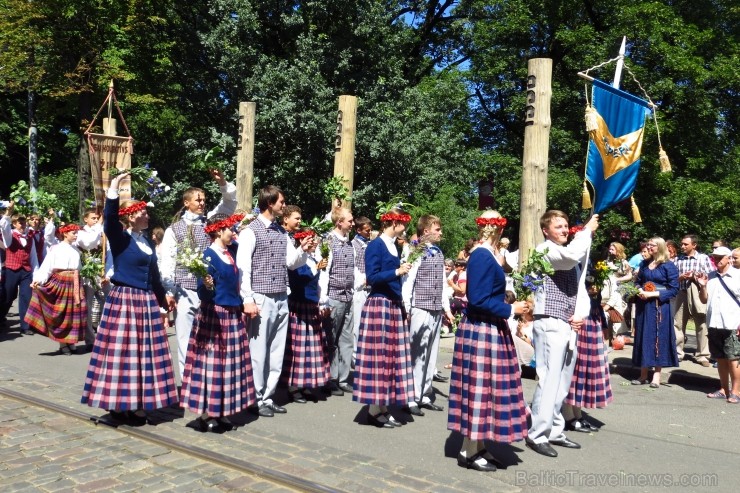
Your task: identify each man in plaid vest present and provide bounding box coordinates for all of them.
[237,185,311,417]
[161,169,236,379]
[401,215,453,416]
[673,234,714,366]
[351,217,373,365]
[0,205,40,335]
[526,210,599,458]
[319,207,356,396]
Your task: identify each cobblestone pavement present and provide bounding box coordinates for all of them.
[0,394,298,492]
[0,304,736,493]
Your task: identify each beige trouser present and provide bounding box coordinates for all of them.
[673,289,710,362]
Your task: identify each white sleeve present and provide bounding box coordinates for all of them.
[402,261,420,313]
[0,215,12,247]
[236,228,257,303]
[286,236,308,270]
[76,224,103,250]
[33,247,55,284]
[539,232,592,270]
[207,182,238,218]
[318,250,331,305]
[44,220,58,247]
[159,227,178,294]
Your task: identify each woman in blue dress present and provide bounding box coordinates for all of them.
[631,237,679,388]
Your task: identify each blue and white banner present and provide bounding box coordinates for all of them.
[585,79,652,213]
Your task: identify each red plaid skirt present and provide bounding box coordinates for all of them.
[81,286,178,411]
[25,270,86,344]
[566,313,613,408]
[353,296,415,405]
[281,298,331,388]
[181,302,256,416]
[447,314,528,442]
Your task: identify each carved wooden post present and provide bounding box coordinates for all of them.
[236,102,256,211]
[518,59,552,267]
[333,95,357,209]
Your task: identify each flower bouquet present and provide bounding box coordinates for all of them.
[591,260,612,290]
[80,250,104,291]
[176,241,212,283]
[405,236,432,265]
[617,282,640,301]
[511,248,554,301]
[109,164,170,203]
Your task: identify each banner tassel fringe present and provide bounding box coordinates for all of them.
[631,196,642,223]
[659,148,671,172]
[581,182,592,209]
[585,105,599,132]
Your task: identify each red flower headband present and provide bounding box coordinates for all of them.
[118,201,148,217]
[293,230,315,241]
[58,224,81,234]
[381,212,412,223]
[204,213,244,234]
[475,217,507,228]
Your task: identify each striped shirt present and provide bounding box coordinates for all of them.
[675,252,714,290]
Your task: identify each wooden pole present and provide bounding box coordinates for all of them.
[518,59,552,267]
[332,95,357,209]
[236,102,256,211]
[613,37,626,89]
[103,81,117,137]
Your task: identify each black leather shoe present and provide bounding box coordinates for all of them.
[579,418,598,432]
[338,382,353,393]
[266,402,287,414]
[565,418,591,433]
[420,401,444,411]
[405,405,425,416]
[109,410,128,422]
[385,413,403,427]
[126,411,147,427]
[527,440,558,457]
[367,412,394,429]
[290,390,307,403]
[457,451,497,472]
[433,373,449,383]
[257,404,274,417]
[327,382,344,396]
[549,436,581,449]
[218,416,235,431]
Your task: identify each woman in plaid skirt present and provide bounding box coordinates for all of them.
[81,172,178,426]
[279,206,331,403]
[26,224,86,355]
[563,278,613,433]
[181,213,256,432]
[353,205,414,428]
[447,210,529,472]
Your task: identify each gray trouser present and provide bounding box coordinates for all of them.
[175,287,200,380]
[408,307,442,402]
[326,298,354,384]
[249,292,289,405]
[352,289,369,362]
[528,316,577,444]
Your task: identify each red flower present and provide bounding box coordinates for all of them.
[204,213,244,234]
[293,230,315,241]
[568,225,584,237]
[380,212,412,223]
[118,201,147,217]
[643,282,656,292]
[475,217,507,228]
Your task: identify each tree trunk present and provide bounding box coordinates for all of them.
[78,91,93,218]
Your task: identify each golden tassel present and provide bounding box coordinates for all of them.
[585,105,599,132]
[631,196,642,223]
[581,182,592,209]
[659,148,671,172]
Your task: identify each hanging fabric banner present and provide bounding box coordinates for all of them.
[585,79,652,213]
[87,133,134,206]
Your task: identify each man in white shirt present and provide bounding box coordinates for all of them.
[696,246,740,403]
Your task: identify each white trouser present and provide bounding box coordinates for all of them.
[175,287,200,380]
[528,316,577,444]
[248,292,289,406]
[408,307,442,403]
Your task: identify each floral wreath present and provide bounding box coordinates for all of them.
[475,217,507,228]
[568,225,584,237]
[376,197,413,224]
[293,230,315,241]
[204,213,245,234]
[118,201,148,217]
[58,224,82,234]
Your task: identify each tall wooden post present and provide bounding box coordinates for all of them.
[333,95,357,209]
[236,102,256,211]
[518,59,552,267]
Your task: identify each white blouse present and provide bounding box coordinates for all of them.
[33,242,82,284]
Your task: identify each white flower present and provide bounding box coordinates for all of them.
[164,185,171,192]
[147,201,154,207]
[151,170,158,177]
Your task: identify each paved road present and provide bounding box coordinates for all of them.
[0,304,735,492]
